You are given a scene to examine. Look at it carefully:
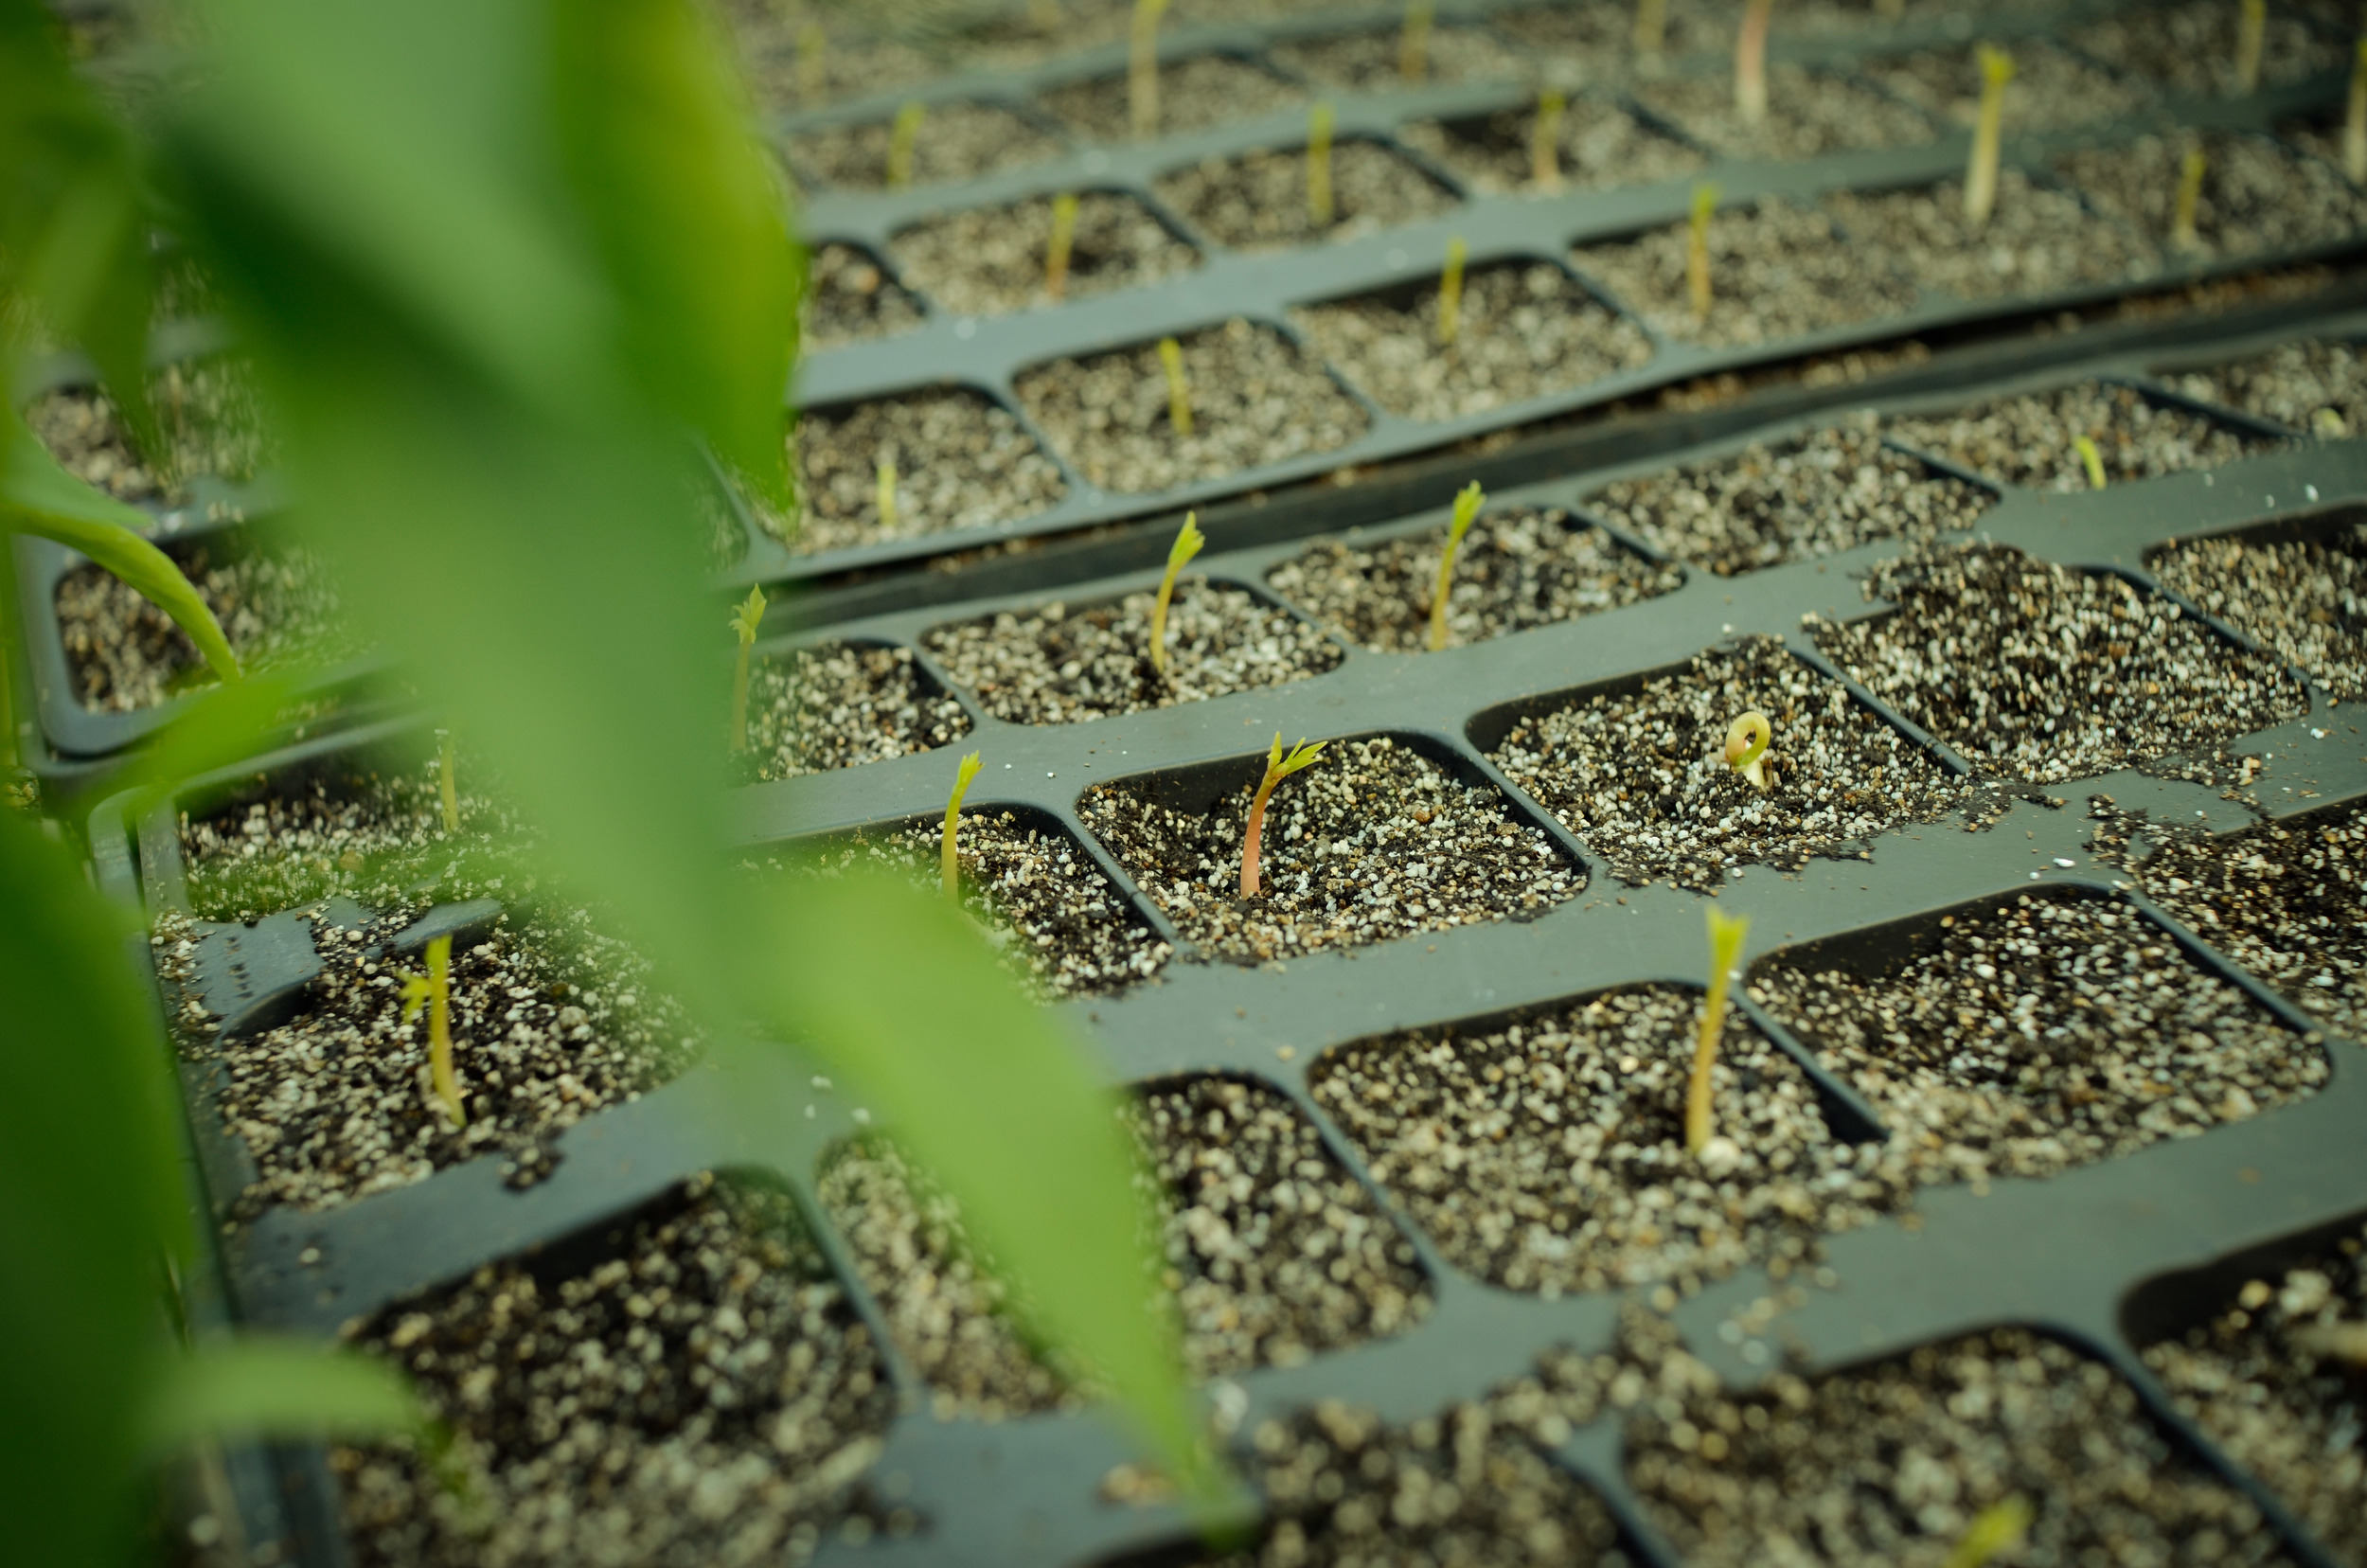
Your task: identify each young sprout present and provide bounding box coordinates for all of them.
[1531,90,1567,190]
[2074,433,2108,490]
[797,21,826,101]
[1044,192,1080,301]
[2316,404,2351,438]
[1687,906,1751,1156]
[1633,0,1665,55]
[1435,236,1468,348]
[1399,0,1434,82]
[1427,480,1486,651]
[1148,510,1205,679]
[2347,38,2367,186]
[876,454,900,529]
[1158,336,1194,437]
[942,749,984,898]
[437,729,459,835]
[1239,734,1326,899]
[399,935,465,1127]
[885,100,926,189]
[1964,45,2016,227]
[2172,143,2209,251]
[1735,0,1773,126]
[1943,1496,2034,1568]
[1307,102,1338,228]
[729,585,766,754]
[1723,710,1771,791]
[2233,0,2266,96]
[1130,0,1169,139]
[1687,182,1720,324]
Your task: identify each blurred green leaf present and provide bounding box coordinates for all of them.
[142,1338,427,1453]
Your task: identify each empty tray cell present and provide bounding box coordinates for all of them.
[887,190,1199,317]
[742,641,970,782]
[2068,0,2341,98]
[922,579,1342,726]
[1291,260,1656,422]
[783,101,1063,192]
[24,354,276,507]
[1813,543,2306,783]
[1038,52,1303,141]
[1627,1325,2293,1566]
[802,241,925,350]
[338,1174,899,1565]
[1491,0,1734,69]
[1753,889,2326,1182]
[1266,505,1680,654]
[2056,130,2367,262]
[1862,38,2154,133]
[1397,95,1708,198]
[820,1077,1432,1419]
[1633,64,1936,161]
[2141,1220,2367,1566]
[55,532,354,712]
[1311,985,1909,1298]
[785,388,1066,556]
[1267,23,1526,89]
[1154,139,1461,251]
[1824,169,2162,302]
[1573,197,1915,349]
[1079,734,1584,961]
[2152,523,2367,699]
[1487,636,1970,893]
[1885,381,2266,490]
[1013,318,1368,494]
[1583,413,1995,576]
[2169,337,2367,437]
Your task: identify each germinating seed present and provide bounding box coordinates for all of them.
[1822,169,2161,303]
[889,190,1199,317]
[337,1175,899,1568]
[1155,140,1457,251]
[782,388,1066,555]
[802,241,925,349]
[2057,131,2367,262]
[1634,62,1936,161]
[784,101,1061,191]
[1397,98,1705,198]
[25,354,277,505]
[1884,382,2262,490]
[2152,525,2367,699]
[2173,337,2367,435]
[743,642,970,780]
[56,540,353,712]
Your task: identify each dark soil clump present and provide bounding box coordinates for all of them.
[1574,198,1915,348]
[784,102,1061,191]
[888,191,1198,317]
[1039,53,1302,142]
[2170,337,2367,437]
[1634,64,1935,161]
[803,242,926,350]
[1822,170,2161,302]
[1884,382,2264,490]
[2056,131,2367,263]
[56,538,351,711]
[1397,97,1707,198]
[2151,525,2367,699]
[784,389,1066,556]
[744,642,970,782]
[1155,140,1460,251]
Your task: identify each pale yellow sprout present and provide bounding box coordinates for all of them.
[1687,182,1720,323]
[2172,144,2208,251]
[1436,236,1468,347]
[1400,0,1433,81]
[1308,102,1337,227]
[877,454,899,528]
[1149,511,1204,679]
[943,750,984,898]
[1428,481,1486,650]
[2233,0,2266,95]
[1688,908,1752,1154]
[1045,193,1080,300]
[2347,40,2367,185]
[886,100,925,189]
[1944,1497,2034,1568]
[2074,434,2107,490]
[1634,0,1665,55]
[1241,735,1326,897]
[1130,0,1169,138]
[1965,45,2016,227]
[1723,710,1771,791]
[729,585,766,754]
[1532,90,1567,189]
[400,935,464,1127]
[1159,336,1193,437]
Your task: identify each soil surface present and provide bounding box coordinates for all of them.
[2151,524,2367,700]
[1267,24,1525,90]
[1489,636,1971,893]
[804,243,926,350]
[1397,97,1707,197]
[1079,734,1583,962]
[820,1078,1431,1419]
[1813,543,2308,783]
[923,579,1342,726]
[2067,0,2340,98]
[25,356,276,507]
[2171,336,2367,437]
[743,642,970,782]
[784,389,1067,556]
[1823,169,2161,302]
[2056,131,2367,263]
[1013,317,1368,493]
[784,101,1063,191]
[1574,197,1917,349]
[1582,413,1995,576]
[1634,64,1936,161]
[337,1175,899,1568]
[888,191,1198,317]
[1155,140,1461,251]
[1038,53,1303,142]
[56,536,351,712]
[1266,506,1681,654]
[1861,39,2155,133]
[1884,381,2264,490]
[1291,261,1655,422]
[2142,1221,2367,1568]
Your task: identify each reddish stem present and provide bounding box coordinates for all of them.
[1240,775,1278,898]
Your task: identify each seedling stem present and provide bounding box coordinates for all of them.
[1735,0,1773,125]
[1944,1497,2033,1568]
[1130,0,1168,138]
[2346,39,2366,184]
[797,22,825,100]
[1240,734,1326,898]
[1687,182,1720,323]
[1723,710,1771,791]
[1964,45,2016,226]
[943,750,984,898]
[437,730,459,835]
[2074,434,2108,490]
[1687,907,1751,1155]
[1307,102,1337,227]
[2233,0,2266,95]
[1531,90,1566,188]
[1427,481,1486,651]
[1400,0,1433,82]
[1044,193,1080,300]
[2172,144,2208,251]
[1158,336,1193,437]
[400,935,464,1127]
[1634,0,1665,55]
[1148,511,1204,679]
[877,454,899,529]
[729,585,765,753]
[1436,237,1468,348]
[886,100,925,189]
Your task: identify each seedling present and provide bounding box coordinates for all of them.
[1148,510,1204,679]
[885,100,925,189]
[1722,710,1771,791]
[728,585,765,754]
[1735,0,1773,125]
[1531,90,1567,189]
[1044,193,1080,301]
[942,750,984,898]
[1130,0,1168,139]
[2233,0,2266,96]
[2346,39,2366,184]
[1158,336,1193,437]
[399,935,465,1127]
[797,21,826,100]
[1239,734,1326,898]
[1634,0,1665,55]
[1964,45,2016,227]
[2171,143,2208,251]
[1399,0,1433,82]
[1427,480,1486,651]
[1944,1497,2033,1568]
[1435,237,1468,348]
[877,454,899,529]
[1307,102,1337,228]
[2316,405,2352,437]
[2074,433,2108,490]
[1686,906,1751,1155]
[436,729,459,834]
[1687,182,1720,324]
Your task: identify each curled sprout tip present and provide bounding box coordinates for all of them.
[1723,710,1771,791]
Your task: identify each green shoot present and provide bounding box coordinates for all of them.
[1964,45,2016,226]
[437,729,459,834]
[1944,1497,2034,1568]
[1148,510,1204,679]
[1687,907,1751,1156]
[797,21,826,100]
[1427,480,1485,651]
[1688,182,1720,324]
[399,935,464,1127]
[2233,0,2266,95]
[1240,734,1326,898]
[2074,433,2107,490]
[1532,90,1567,189]
[1723,710,1771,791]
[1634,0,1666,55]
[886,100,925,189]
[1158,336,1193,437]
[943,749,984,898]
[2316,405,2351,438]
[2348,39,2367,185]
[2172,143,2208,251]
[1400,0,1434,81]
[1307,102,1337,228]
[877,454,899,529]
[729,585,765,754]
[1436,236,1468,348]
[1735,0,1773,125]
[1130,0,1169,139]
[1045,192,1080,301]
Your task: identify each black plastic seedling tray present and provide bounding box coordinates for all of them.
[92,311,2367,1566]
